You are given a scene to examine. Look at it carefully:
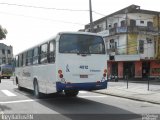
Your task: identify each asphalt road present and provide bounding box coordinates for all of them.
[0,79,160,120]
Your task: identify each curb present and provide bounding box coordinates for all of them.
[94,91,160,105]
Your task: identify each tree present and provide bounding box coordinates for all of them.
[0,25,7,40]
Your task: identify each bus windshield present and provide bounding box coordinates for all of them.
[59,34,105,54]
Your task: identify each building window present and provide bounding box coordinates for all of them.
[8,58,12,65]
[115,42,117,49]
[139,40,144,54]
[147,21,153,29]
[7,50,11,54]
[140,21,144,24]
[110,39,116,49]
[2,49,5,55]
[2,57,6,64]
[155,41,156,55]
[121,20,126,27]
[105,21,108,29]
[146,38,152,43]
[110,39,114,43]
[114,23,118,28]
[130,19,136,26]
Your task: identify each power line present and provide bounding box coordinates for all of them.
[0,2,156,27]
[92,11,105,16]
[0,2,155,21]
[0,11,85,26]
[0,2,107,18]
[0,2,88,12]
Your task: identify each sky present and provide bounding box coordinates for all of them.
[0,0,160,55]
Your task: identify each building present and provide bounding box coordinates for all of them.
[85,5,160,79]
[0,43,13,65]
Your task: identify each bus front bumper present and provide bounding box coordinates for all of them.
[56,80,107,92]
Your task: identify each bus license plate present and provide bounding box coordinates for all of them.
[80,75,88,78]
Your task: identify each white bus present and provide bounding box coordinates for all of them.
[15,32,107,98]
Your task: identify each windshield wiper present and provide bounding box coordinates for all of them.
[77,51,91,56]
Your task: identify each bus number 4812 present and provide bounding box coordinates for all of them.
[79,65,88,69]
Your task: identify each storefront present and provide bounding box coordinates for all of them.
[107,60,160,79]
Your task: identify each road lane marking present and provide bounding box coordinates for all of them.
[1,90,16,97]
[78,95,106,98]
[79,91,88,94]
[0,99,35,104]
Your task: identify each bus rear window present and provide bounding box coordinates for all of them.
[59,34,105,54]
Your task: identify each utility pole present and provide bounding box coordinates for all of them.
[89,0,93,32]
[125,9,128,54]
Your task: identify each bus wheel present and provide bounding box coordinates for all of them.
[64,90,79,97]
[18,84,23,90]
[33,81,42,99]
[16,78,22,90]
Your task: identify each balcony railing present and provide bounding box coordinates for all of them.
[109,26,158,36]
[107,48,118,54]
[128,26,158,33]
[107,48,139,55]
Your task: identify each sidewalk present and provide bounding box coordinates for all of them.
[95,81,160,104]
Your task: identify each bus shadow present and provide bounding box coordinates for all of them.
[16,88,141,120]
[0,105,11,112]
[37,96,141,120]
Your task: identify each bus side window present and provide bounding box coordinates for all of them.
[23,53,27,66]
[48,40,55,63]
[19,54,23,67]
[40,43,48,64]
[15,56,19,67]
[27,49,33,66]
[33,47,39,65]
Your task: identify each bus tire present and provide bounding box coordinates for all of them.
[16,77,22,90]
[18,85,23,91]
[33,80,42,99]
[64,90,79,97]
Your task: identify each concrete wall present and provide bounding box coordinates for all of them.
[137,34,155,59]
[128,13,155,26]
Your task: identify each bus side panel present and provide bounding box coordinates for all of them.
[32,64,57,94]
[15,64,57,94]
[22,66,34,90]
[15,66,47,93]
[15,67,25,88]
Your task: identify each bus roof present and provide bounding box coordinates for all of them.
[58,31,102,36]
[16,31,103,55]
